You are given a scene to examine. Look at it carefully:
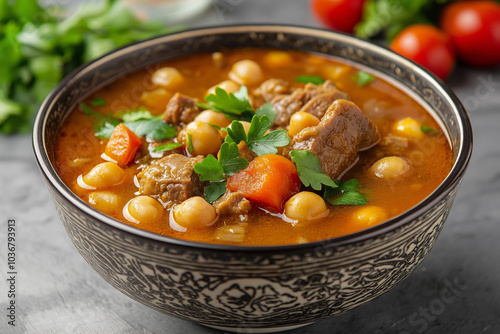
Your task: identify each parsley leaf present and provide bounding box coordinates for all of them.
[324,179,367,206]
[295,75,325,85]
[79,103,94,115]
[90,97,106,106]
[289,150,336,190]
[187,133,194,153]
[255,102,276,124]
[194,142,249,202]
[199,86,277,123]
[95,121,118,139]
[353,71,375,87]
[125,118,176,141]
[152,142,183,153]
[205,180,228,203]
[218,142,249,176]
[199,86,254,121]
[421,125,438,134]
[226,115,290,156]
[194,154,224,181]
[121,108,155,122]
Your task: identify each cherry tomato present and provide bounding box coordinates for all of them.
[390,24,456,80]
[311,0,366,34]
[440,1,500,67]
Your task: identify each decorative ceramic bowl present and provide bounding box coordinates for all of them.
[33,25,472,333]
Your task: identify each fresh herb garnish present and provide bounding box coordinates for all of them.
[290,149,367,206]
[324,179,367,206]
[295,75,325,85]
[289,150,336,190]
[199,86,277,123]
[90,97,106,107]
[353,71,375,87]
[225,115,290,156]
[194,142,249,202]
[187,133,194,153]
[90,107,175,141]
[421,125,438,134]
[0,0,178,134]
[152,142,184,153]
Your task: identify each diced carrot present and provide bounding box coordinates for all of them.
[104,123,142,166]
[227,154,301,212]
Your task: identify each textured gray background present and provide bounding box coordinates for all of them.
[1,0,499,333]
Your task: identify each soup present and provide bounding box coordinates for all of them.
[55,48,452,246]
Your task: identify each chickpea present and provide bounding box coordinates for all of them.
[185,121,223,156]
[206,80,240,96]
[288,112,320,137]
[228,60,264,86]
[125,196,164,224]
[394,117,424,139]
[355,206,388,226]
[82,162,125,188]
[285,191,329,221]
[262,51,294,68]
[369,156,411,179]
[151,67,184,90]
[172,196,217,230]
[321,64,349,81]
[88,191,120,212]
[141,88,173,113]
[194,110,232,128]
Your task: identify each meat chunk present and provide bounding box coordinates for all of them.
[255,78,290,102]
[213,189,252,216]
[137,154,205,208]
[162,93,200,125]
[287,99,379,180]
[271,80,348,127]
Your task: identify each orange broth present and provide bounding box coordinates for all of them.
[55,48,452,246]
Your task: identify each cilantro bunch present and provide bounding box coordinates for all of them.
[0,0,177,134]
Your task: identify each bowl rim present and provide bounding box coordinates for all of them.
[33,24,473,253]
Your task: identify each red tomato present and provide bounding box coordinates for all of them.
[390,24,456,80]
[311,0,366,34]
[440,1,500,67]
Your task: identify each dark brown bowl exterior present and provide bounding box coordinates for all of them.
[33,26,472,333]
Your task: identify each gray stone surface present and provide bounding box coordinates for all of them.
[1,0,499,333]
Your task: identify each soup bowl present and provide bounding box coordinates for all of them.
[33,25,472,333]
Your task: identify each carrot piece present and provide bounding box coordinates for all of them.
[227,154,301,212]
[104,123,142,166]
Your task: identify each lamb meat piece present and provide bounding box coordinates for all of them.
[162,93,200,125]
[213,189,252,216]
[287,99,379,180]
[137,154,205,208]
[271,80,348,127]
[255,79,290,102]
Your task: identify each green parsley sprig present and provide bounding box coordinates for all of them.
[225,115,290,156]
[295,75,325,85]
[198,86,277,124]
[194,142,249,202]
[290,149,367,206]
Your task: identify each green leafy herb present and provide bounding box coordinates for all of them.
[204,180,228,203]
[0,0,179,134]
[355,0,455,41]
[95,121,119,139]
[194,154,224,181]
[199,86,277,124]
[194,142,249,202]
[79,103,94,115]
[421,125,438,134]
[295,75,325,85]
[225,115,290,156]
[324,179,367,206]
[187,133,194,153]
[152,142,183,153]
[121,108,155,122]
[353,71,375,87]
[289,150,336,190]
[125,118,176,141]
[90,97,106,107]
